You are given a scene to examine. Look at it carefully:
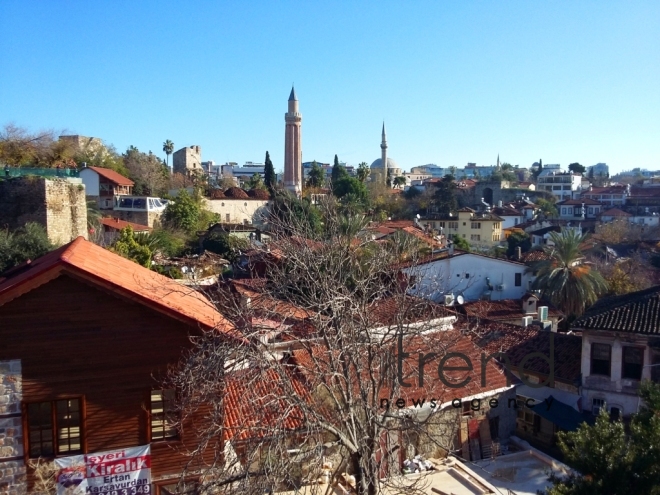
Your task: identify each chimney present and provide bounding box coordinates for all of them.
[516,246,522,261]
[448,243,455,256]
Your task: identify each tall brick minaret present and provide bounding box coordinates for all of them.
[284,86,302,195]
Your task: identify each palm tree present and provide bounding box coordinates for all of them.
[528,229,607,317]
[162,140,174,170]
[393,176,407,189]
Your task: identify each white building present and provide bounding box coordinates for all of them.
[403,251,534,303]
[574,286,660,419]
[537,170,582,201]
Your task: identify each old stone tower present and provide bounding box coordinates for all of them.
[0,177,88,245]
[284,86,302,195]
[173,145,202,176]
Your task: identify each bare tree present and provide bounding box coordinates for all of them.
[168,200,506,494]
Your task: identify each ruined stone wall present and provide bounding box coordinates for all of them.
[172,146,202,175]
[0,177,88,245]
[0,360,25,495]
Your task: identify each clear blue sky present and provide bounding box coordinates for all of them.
[1,1,658,174]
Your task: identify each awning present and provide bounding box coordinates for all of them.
[516,384,581,411]
[530,395,594,431]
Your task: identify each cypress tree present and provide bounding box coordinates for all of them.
[331,154,348,182]
[264,151,275,191]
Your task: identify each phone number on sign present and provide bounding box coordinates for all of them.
[95,486,151,495]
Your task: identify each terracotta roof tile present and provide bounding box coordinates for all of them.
[0,237,236,336]
[291,329,514,408]
[573,285,660,334]
[88,166,134,186]
[100,217,152,232]
[600,208,632,217]
[223,367,310,443]
[462,319,581,383]
[519,250,551,262]
[460,299,563,320]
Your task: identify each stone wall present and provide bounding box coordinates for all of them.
[0,360,25,495]
[113,210,163,228]
[172,146,202,175]
[203,198,270,227]
[0,177,88,245]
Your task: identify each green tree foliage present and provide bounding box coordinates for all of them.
[432,176,458,216]
[356,162,370,183]
[547,381,660,495]
[264,151,275,190]
[331,155,347,186]
[164,189,200,233]
[532,159,543,179]
[451,234,470,252]
[0,223,54,274]
[162,140,174,169]
[123,146,169,196]
[588,167,595,180]
[333,176,368,202]
[246,173,266,191]
[528,230,608,317]
[306,161,325,188]
[537,198,558,218]
[110,226,153,268]
[270,191,322,236]
[0,124,76,167]
[403,187,422,200]
[393,176,406,189]
[506,231,532,258]
[202,232,249,262]
[568,162,586,175]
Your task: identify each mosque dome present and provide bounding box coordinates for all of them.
[370,157,399,170]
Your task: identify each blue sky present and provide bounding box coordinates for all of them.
[1,1,658,174]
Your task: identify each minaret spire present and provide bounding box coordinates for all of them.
[380,122,388,184]
[284,87,302,196]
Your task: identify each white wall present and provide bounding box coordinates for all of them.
[581,331,652,417]
[403,253,534,302]
[79,168,100,196]
[500,215,524,230]
[204,198,270,226]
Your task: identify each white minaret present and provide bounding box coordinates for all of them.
[284,86,302,195]
[380,122,388,183]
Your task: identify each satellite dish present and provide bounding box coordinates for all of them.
[456,295,465,305]
[416,214,421,219]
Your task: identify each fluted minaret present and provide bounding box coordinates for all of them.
[380,122,388,183]
[284,86,302,196]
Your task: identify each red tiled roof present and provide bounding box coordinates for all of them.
[400,226,444,249]
[292,329,513,408]
[462,318,581,383]
[366,295,455,326]
[230,279,312,321]
[600,208,632,217]
[223,367,310,442]
[460,299,563,321]
[88,166,134,186]
[519,249,551,263]
[630,186,660,198]
[0,237,237,335]
[556,198,602,206]
[582,186,627,195]
[100,217,152,232]
[573,285,660,335]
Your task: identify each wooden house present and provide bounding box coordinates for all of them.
[0,237,237,493]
